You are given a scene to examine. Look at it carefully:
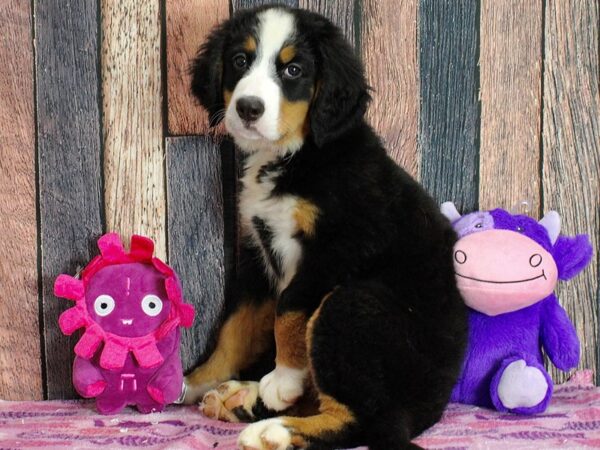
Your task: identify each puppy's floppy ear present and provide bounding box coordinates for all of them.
[310,24,371,147]
[190,20,230,126]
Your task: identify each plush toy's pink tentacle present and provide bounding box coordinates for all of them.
[74,328,103,359]
[54,275,84,300]
[164,277,181,301]
[100,339,129,370]
[152,258,174,277]
[97,233,125,258]
[164,277,194,327]
[133,341,164,369]
[179,304,195,327]
[58,307,87,335]
[130,235,154,261]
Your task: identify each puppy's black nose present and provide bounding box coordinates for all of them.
[236,96,265,122]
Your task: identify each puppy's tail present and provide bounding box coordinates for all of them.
[365,408,426,450]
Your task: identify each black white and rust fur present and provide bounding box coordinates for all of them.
[183,6,467,450]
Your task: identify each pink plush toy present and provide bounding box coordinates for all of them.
[54,233,195,414]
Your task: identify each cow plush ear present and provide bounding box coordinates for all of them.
[310,20,371,147]
[554,234,593,280]
[190,20,231,126]
[441,202,461,223]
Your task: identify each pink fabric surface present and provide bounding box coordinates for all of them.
[1,371,598,450]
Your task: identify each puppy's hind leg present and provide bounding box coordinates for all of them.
[237,284,454,449]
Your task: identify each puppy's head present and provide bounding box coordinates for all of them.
[191,6,370,153]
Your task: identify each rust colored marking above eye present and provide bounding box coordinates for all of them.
[279,45,296,64]
[244,36,257,52]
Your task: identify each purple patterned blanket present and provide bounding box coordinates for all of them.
[1,371,599,449]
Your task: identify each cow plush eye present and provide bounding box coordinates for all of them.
[233,53,248,70]
[474,223,483,229]
[283,63,302,79]
[141,295,163,317]
[94,295,115,317]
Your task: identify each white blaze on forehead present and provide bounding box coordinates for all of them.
[255,8,296,65]
[225,8,296,148]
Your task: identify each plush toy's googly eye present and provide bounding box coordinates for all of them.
[141,295,163,317]
[94,295,115,317]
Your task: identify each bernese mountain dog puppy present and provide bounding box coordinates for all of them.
[183,5,467,450]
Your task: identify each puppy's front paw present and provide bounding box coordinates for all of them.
[259,366,307,412]
[200,380,259,423]
[181,375,220,405]
[238,419,293,450]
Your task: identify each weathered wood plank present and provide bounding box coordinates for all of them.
[361,0,419,177]
[167,0,229,135]
[542,0,599,383]
[167,136,235,371]
[299,0,355,46]
[418,0,480,211]
[232,0,298,10]
[479,0,543,213]
[35,0,104,399]
[102,0,166,259]
[0,0,42,400]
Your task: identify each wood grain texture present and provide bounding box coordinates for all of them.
[35,0,104,399]
[232,0,298,10]
[167,136,234,371]
[418,0,480,212]
[0,0,42,400]
[479,0,543,213]
[361,0,419,177]
[167,0,229,135]
[299,0,355,46]
[542,0,599,383]
[102,0,166,259]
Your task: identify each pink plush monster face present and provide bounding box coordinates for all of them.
[55,233,195,370]
[441,203,562,316]
[86,263,171,337]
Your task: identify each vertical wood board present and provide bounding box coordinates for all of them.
[232,0,299,10]
[102,0,166,259]
[542,0,599,383]
[0,0,42,400]
[35,0,104,399]
[362,0,419,177]
[167,0,229,135]
[418,0,480,212]
[299,0,356,46]
[167,136,231,371]
[478,0,543,213]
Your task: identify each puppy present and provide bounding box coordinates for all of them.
[183,6,467,450]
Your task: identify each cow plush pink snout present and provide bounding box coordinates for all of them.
[454,229,558,316]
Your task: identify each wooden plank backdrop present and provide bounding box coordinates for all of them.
[0,0,598,399]
[34,0,104,399]
[419,0,480,213]
[102,0,167,260]
[542,0,599,383]
[0,0,42,400]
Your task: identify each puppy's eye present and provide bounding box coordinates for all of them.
[232,53,248,70]
[283,63,302,79]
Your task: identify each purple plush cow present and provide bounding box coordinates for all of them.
[442,203,593,414]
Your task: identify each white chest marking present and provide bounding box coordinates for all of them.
[240,152,302,293]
